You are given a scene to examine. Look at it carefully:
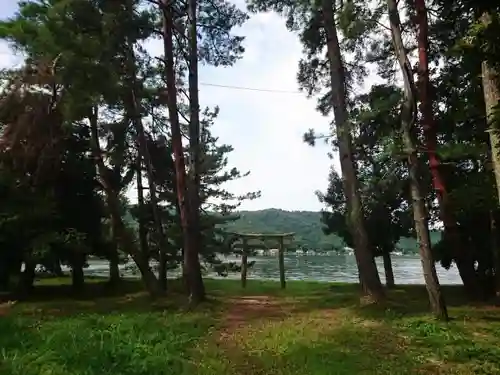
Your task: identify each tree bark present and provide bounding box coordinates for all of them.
[321,0,384,301]
[241,240,248,288]
[108,233,121,285]
[53,261,63,277]
[17,261,36,297]
[387,0,448,320]
[121,38,169,292]
[71,252,85,293]
[415,0,478,297]
[481,11,500,298]
[407,148,448,320]
[0,258,10,291]
[107,207,121,285]
[133,110,168,292]
[89,106,161,297]
[171,164,189,291]
[161,0,203,303]
[185,0,206,303]
[382,252,395,288]
[136,152,150,257]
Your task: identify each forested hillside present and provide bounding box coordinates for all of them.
[224,209,341,250]
[224,209,440,252]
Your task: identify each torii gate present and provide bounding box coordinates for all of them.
[225,232,295,289]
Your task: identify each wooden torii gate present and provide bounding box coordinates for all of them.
[226,232,295,289]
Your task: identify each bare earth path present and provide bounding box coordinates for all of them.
[218,295,287,335]
[0,301,16,316]
[212,295,292,375]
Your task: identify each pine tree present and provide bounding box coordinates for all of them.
[386,0,448,319]
[248,0,385,300]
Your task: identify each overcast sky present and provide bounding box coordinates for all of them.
[0,0,338,212]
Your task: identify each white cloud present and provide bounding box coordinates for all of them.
[0,42,23,69]
[195,12,335,211]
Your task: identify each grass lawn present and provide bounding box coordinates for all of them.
[1,278,500,374]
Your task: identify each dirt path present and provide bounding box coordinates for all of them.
[213,295,290,374]
[218,295,287,336]
[0,301,16,316]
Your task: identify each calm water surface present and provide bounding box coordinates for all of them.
[84,254,462,284]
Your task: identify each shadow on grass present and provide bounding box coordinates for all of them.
[20,277,165,300]
[9,278,500,323]
[214,323,417,375]
[209,311,500,375]
[6,278,500,375]
[288,283,499,322]
[394,317,500,373]
[273,323,500,374]
[205,278,332,298]
[7,278,314,320]
[0,308,214,375]
[267,327,415,375]
[7,278,225,319]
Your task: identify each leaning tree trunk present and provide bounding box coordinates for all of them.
[71,251,85,293]
[388,0,448,320]
[108,249,120,285]
[481,11,500,298]
[382,252,395,289]
[106,206,121,285]
[405,134,448,320]
[132,107,169,292]
[108,220,121,285]
[89,106,161,297]
[321,0,384,301]
[161,0,203,303]
[136,152,150,257]
[169,153,189,291]
[120,32,169,292]
[185,0,206,303]
[0,258,10,291]
[53,260,63,277]
[415,0,478,298]
[17,260,36,297]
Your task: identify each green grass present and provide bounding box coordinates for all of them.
[1,278,500,374]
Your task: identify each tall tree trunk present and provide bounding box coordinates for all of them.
[169,153,189,290]
[121,37,169,292]
[185,0,206,303]
[107,0,169,292]
[481,11,500,298]
[53,260,63,277]
[0,258,10,291]
[321,0,384,301]
[490,209,500,298]
[136,152,150,257]
[382,252,395,288]
[133,110,168,291]
[109,249,120,285]
[406,143,448,320]
[88,106,161,297]
[71,252,85,293]
[388,0,448,320]
[161,0,202,303]
[107,209,121,285]
[108,220,121,285]
[17,260,36,297]
[415,0,478,297]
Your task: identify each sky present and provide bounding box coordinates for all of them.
[0,0,337,212]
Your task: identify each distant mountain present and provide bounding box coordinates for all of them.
[224,208,441,253]
[224,209,340,250]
